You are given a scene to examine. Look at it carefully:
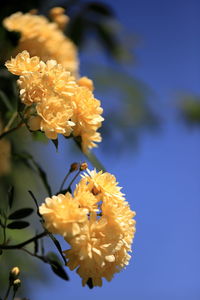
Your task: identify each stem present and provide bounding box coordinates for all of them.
[3,218,7,245]
[3,283,11,300]
[3,111,18,133]
[74,138,106,172]
[59,170,71,192]
[66,170,81,190]
[0,121,23,140]
[21,248,47,263]
[0,231,47,250]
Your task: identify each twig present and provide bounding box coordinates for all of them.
[0,121,23,140]
[0,231,47,250]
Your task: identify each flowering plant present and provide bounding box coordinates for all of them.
[0,4,136,298]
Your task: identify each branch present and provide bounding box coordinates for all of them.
[0,121,23,140]
[0,231,47,250]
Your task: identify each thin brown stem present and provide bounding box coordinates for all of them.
[66,170,81,190]
[21,248,47,263]
[3,283,11,300]
[59,170,71,192]
[0,121,23,140]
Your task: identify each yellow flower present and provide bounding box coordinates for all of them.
[81,169,125,201]
[74,178,99,212]
[71,86,104,152]
[29,96,75,140]
[3,11,78,76]
[5,50,42,76]
[39,193,88,238]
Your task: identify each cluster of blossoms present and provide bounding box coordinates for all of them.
[5,51,104,152]
[2,8,136,288]
[39,169,136,287]
[3,9,78,76]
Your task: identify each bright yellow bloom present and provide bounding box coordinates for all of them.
[74,178,99,212]
[5,51,104,152]
[29,96,75,140]
[71,87,104,152]
[5,50,42,76]
[39,193,88,239]
[81,169,125,202]
[3,11,78,76]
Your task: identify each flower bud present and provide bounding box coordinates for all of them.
[70,162,79,173]
[13,279,21,291]
[10,267,20,281]
[80,162,88,171]
[78,77,94,91]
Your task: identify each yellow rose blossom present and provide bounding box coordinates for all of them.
[3,11,78,76]
[71,86,104,152]
[29,96,75,140]
[81,169,125,201]
[5,50,42,76]
[39,193,88,238]
[74,178,99,212]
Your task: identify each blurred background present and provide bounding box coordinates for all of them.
[0,0,200,299]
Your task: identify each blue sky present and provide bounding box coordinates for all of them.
[30,1,200,299]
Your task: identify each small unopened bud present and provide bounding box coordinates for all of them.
[91,186,100,195]
[29,9,38,15]
[10,267,20,281]
[80,162,88,171]
[13,279,21,291]
[78,77,94,91]
[70,162,79,172]
[49,7,65,16]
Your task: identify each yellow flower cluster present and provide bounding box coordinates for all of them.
[39,169,136,287]
[5,51,104,152]
[3,10,78,76]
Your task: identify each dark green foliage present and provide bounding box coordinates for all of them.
[46,252,69,281]
[8,208,34,220]
[46,232,67,265]
[7,220,30,229]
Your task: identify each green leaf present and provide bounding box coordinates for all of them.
[46,253,69,281]
[47,232,66,264]
[51,139,58,151]
[8,208,34,220]
[8,186,14,209]
[7,221,30,229]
